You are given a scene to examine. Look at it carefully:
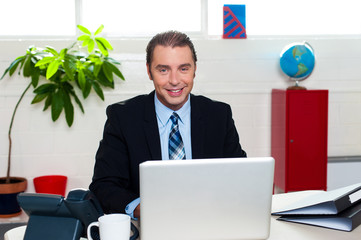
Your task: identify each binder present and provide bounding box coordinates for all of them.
[273,183,361,215]
[277,200,361,231]
[272,183,361,231]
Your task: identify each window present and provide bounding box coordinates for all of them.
[1,0,361,37]
[0,0,76,36]
[81,0,202,37]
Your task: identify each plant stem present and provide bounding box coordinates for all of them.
[6,82,32,183]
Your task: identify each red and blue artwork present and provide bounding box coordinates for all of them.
[223,4,246,39]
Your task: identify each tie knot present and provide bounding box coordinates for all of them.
[170,112,179,124]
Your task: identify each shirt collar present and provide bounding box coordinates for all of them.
[154,93,191,126]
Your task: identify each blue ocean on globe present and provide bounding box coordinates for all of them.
[280,42,315,80]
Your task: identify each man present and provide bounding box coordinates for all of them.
[89,30,246,219]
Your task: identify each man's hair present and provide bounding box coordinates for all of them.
[146,30,197,67]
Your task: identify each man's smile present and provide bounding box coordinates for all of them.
[167,87,184,96]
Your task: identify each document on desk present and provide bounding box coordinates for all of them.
[272,182,361,215]
[272,183,361,232]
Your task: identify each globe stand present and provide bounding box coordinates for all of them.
[287,80,307,90]
[287,85,307,90]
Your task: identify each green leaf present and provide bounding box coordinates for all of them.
[51,90,64,121]
[81,38,88,47]
[61,88,74,127]
[10,57,26,76]
[63,55,76,80]
[35,56,56,67]
[62,82,85,112]
[23,56,32,77]
[106,60,124,80]
[45,46,59,56]
[59,48,68,58]
[77,35,90,42]
[31,68,40,87]
[31,93,48,104]
[87,40,95,53]
[69,90,84,113]
[82,79,92,99]
[97,71,114,88]
[1,56,24,79]
[95,37,113,50]
[46,60,60,79]
[34,83,57,94]
[105,56,120,65]
[101,61,113,82]
[43,94,52,111]
[83,68,94,80]
[63,64,75,80]
[93,63,102,77]
[77,25,91,35]
[92,81,104,100]
[78,70,86,90]
[94,25,104,35]
[95,39,108,56]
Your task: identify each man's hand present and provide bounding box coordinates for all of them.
[134,204,141,219]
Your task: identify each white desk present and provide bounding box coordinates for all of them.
[5,191,361,240]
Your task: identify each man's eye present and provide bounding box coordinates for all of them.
[160,68,167,73]
[181,67,189,72]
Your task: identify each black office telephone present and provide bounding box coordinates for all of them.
[17,189,139,240]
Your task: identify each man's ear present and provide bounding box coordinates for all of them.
[146,63,153,80]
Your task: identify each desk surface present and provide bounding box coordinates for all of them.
[4,191,361,240]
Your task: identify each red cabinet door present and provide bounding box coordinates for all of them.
[287,90,328,191]
[272,89,328,192]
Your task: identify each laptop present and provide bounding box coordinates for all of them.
[139,157,275,240]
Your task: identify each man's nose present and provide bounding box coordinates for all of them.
[169,71,180,85]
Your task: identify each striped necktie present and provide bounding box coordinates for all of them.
[169,112,186,160]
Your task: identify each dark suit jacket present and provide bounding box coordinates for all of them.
[89,91,246,214]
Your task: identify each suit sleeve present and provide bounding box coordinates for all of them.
[89,104,138,214]
[224,104,247,158]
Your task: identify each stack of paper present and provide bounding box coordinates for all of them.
[272,183,361,232]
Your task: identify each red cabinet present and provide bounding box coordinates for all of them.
[271,89,328,193]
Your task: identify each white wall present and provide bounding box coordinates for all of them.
[1,36,361,193]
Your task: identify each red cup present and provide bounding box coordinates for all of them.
[33,175,68,196]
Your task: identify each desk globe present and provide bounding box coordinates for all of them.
[280,42,315,89]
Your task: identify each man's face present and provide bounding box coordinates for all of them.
[147,45,196,111]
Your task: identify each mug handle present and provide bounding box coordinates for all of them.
[87,221,139,240]
[87,221,100,240]
[130,222,139,240]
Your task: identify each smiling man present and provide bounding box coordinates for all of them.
[89,31,247,219]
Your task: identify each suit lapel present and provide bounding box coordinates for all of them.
[143,91,162,160]
[190,95,205,159]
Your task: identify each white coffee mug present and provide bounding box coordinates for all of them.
[87,213,131,240]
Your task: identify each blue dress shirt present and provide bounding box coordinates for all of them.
[154,94,192,160]
[125,93,192,219]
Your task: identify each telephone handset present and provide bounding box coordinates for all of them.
[18,189,104,240]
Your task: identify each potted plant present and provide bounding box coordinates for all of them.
[0,25,124,217]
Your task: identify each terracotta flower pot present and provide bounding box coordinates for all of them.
[0,177,27,218]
